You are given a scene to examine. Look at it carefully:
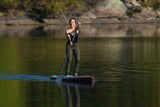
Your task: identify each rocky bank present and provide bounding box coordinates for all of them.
[1,0,160,25]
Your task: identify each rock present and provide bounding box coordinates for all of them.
[125,0,141,7]
[80,10,97,19]
[126,3,133,8]
[0,16,40,25]
[95,0,126,18]
[78,18,92,24]
[0,12,4,17]
[132,7,157,20]
[79,10,96,24]
[6,18,40,25]
[146,17,157,22]
[155,10,160,18]
[128,18,144,23]
[94,18,120,24]
[132,0,141,7]
[43,19,64,24]
[0,20,6,25]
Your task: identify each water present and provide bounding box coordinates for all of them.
[0,24,160,107]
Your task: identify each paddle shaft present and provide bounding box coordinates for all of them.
[60,25,79,75]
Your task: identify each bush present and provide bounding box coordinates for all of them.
[23,0,87,18]
[141,0,160,9]
[0,0,19,11]
[0,0,13,11]
[0,0,91,18]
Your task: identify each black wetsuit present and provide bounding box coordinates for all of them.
[66,33,80,75]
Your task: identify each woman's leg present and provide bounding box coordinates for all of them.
[73,44,80,75]
[66,44,72,75]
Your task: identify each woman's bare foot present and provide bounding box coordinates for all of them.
[75,73,78,76]
[66,75,70,77]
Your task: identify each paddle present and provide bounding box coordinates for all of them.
[56,24,79,83]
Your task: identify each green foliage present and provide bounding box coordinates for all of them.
[0,0,86,18]
[23,0,50,18]
[0,0,88,18]
[0,0,12,6]
[0,0,19,12]
[126,7,141,17]
[141,0,160,9]
[21,0,87,18]
[0,0,13,10]
[45,0,69,17]
[1,0,160,18]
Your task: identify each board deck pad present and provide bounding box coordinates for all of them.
[49,75,94,84]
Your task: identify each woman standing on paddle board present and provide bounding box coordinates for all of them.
[65,18,81,77]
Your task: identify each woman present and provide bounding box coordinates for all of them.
[65,18,81,77]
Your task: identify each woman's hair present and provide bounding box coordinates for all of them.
[69,17,77,24]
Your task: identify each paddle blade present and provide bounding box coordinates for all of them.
[55,74,62,84]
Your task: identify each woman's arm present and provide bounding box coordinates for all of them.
[66,29,73,46]
[65,22,81,45]
[76,22,81,34]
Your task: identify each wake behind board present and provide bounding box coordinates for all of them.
[50,75,94,84]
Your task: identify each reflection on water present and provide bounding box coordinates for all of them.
[0,24,160,107]
[0,24,160,38]
[66,85,80,107]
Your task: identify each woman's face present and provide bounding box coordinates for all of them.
[70,19,76,28]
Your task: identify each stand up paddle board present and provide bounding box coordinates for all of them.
[49,75,94,84]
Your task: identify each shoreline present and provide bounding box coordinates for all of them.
[0,23,160,38]
[1,0,160,25]
[0,16,160,26]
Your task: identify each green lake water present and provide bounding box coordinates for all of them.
[0,24,160,107]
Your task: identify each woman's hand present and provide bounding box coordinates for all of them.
[70,41,73,46]
[77,22,81,26]
[76,22,81,29]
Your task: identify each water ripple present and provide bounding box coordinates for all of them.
[0,73,52,81]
